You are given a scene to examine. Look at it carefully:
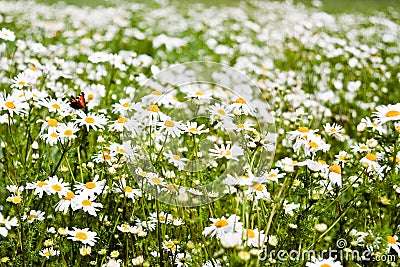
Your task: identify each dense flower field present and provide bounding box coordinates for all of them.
[0,0,399,266]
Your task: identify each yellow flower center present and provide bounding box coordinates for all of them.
[164,120,175,127]
[151,177,162,184]
[82,200,92,206]
[85,117,95,123]
[195,91,203,96]
[235,98,246,104]
[122,102,131,108]
[173,155,180,161]
[86,182,96,189]
[189,127,199,133]
[387,236,396,244]
[38,181,47,187]
[329,164,341,174]
[52,184,62,191]
[309,141,319,148]
[52,104,60,109]
[147,104,159,112]
[50,132,58,138]
[75,232,88,240]
[151,90,162,95]
[237,123,245,129]
[117,117,127,123]
[88,93,94,100]
[48,119,58,127]
[321,264,331,267]
[18,81,25,86]
[28,214,38,220]
[385,110,400,117]
[298,126,309,133]
[269,173,277,178]
[247,229,255,238]
[318,159,326,164]
[43,251,51,257]
[64,130,73,136]
[63,191,75,200]
[125,186,133,193]
[215,219,228,228]
[365,153,377,161]
[253,183,264,191]
[217,109,225,115]
[225,150,232,156]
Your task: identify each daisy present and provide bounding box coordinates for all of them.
[202,214,242,238]
[88,52,112,63]
[262,169,286,183]
[149,212,172,224]
[146,173,167,187]
[39,247,60,259]
[92,150,117,165]
[37,117,59,133]
[220,232,242,248]
[223,172,254,186]
[360,152,382,171]
[209,103,234,123]
[117,223,135,233]
[164,151,188,171]
[0,28,16,41]
[157,118,185,138]
[328,164,342,186]
[324,122,345,140]
[282,201,301,216]
[138,104,169,126]
[25,180,50,198]
[109,117,129,132]
[40,130,59,146]
[0,91,30,117]
[373,103,400,124]
[185,121,209,135]
[47,176,70,198]
[71,193,103,217]
[58,122,79,143]
[37,97,71,116]
[229,97,255,115]
[67,227,98,246]
[113,177,142,200]
[0,213,18,237]
[226,121,256,132]
[243,228,267,248]
[335,151,348,167]
[10,72,36,89]
[246,182,271,200]
[74,110,108,131]
[209,143,244,161]
[163,239,180,252]
[360,117,386,135]
[386,235,400,255]
[112,98,138,115]
[182,84,213,103]
[287,126,318,141]
[25,210,45,223]
[55,190,75,214]
[350,143,370,154]
[306,257,343,267]
[74,176,107,197]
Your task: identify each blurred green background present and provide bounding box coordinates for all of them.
[32,0,400,14]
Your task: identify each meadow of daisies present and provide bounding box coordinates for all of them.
[0,0,400,266]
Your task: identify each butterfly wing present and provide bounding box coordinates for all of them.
[70,92,86,109]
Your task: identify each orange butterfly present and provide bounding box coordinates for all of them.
[70,92,86,109]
